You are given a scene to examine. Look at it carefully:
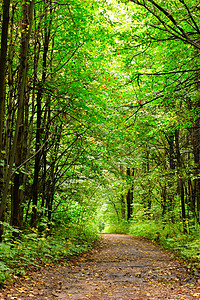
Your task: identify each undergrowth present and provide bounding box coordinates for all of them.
[129,218,200,271]
[103,220,129,234]
[0,221,100,287]
[101,207,200,272]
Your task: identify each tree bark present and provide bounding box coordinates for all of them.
[126,167,134,221]
[0,1,34,239]
[0,0,11,241]
[166,132,176,219]
[191,100,200,223]
[175,129,186,232]
[11,1,34,231]
[31,2,51,226]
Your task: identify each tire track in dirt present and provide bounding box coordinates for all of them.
[1,233,200,299]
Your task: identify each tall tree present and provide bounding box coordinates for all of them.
[0,0,11,239]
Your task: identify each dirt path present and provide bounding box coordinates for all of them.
[1,234,200,299]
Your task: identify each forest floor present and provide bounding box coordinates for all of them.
[1,233,200,299]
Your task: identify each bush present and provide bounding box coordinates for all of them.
[129,218,200,267]
[0,221,100,287]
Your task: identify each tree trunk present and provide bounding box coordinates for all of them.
[126,167,134,221]
[10,1,34,232]
[191,101,200,223]
[31,2,51,227]
[0,0,11,241]
[146,146,151,210]
[161,184,167,217]
[175,129,186,232]
[167,132,176,220]
[30,83,42,227]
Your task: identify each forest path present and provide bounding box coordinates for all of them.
[1,233,200,299]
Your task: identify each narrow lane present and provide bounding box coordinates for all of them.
[1,234,199,299]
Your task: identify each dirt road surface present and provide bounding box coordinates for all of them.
[1,234,200,299]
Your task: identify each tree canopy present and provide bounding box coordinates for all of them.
[0,0,200,284]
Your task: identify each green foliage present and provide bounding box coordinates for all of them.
[129,217,200,265]
[0,260,11,288]
[0,220,100,287]
[104,220,129,234]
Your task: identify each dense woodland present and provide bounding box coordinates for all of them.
[0,0,200,284]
